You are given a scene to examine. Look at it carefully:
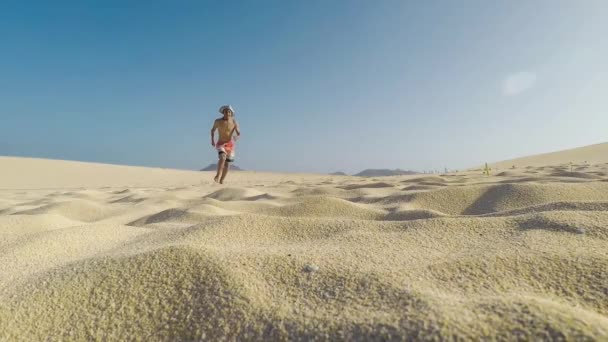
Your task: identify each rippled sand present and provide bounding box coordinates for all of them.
[1,153,607,340]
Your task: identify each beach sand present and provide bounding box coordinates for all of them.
[1,145,607,340]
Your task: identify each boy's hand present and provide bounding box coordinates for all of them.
[211,140,215,147]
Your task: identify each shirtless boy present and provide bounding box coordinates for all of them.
[210,105,241,184]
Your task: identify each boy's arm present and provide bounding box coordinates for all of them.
[232,120,241,140]
[210,120,217,146]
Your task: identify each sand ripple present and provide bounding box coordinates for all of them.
[1,158,608,340]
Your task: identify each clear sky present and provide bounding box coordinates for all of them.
[1,1,606,174]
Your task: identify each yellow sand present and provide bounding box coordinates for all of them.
[1,147,607,340]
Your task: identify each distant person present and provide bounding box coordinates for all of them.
[210,105,241,184]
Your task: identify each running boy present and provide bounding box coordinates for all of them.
[210,105,241,184]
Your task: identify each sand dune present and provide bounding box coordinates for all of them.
[490,142,608,169]
[395,182,608,215]
[205,187,267,201]
[1,149,608,340]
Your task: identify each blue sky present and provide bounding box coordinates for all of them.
[1,1,606,173]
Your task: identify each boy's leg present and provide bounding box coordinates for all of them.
[214,154,226,183]
[220,161,230,184]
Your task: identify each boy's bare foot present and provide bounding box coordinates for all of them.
[214,176,219,183]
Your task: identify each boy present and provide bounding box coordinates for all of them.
[210,105,241,184]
